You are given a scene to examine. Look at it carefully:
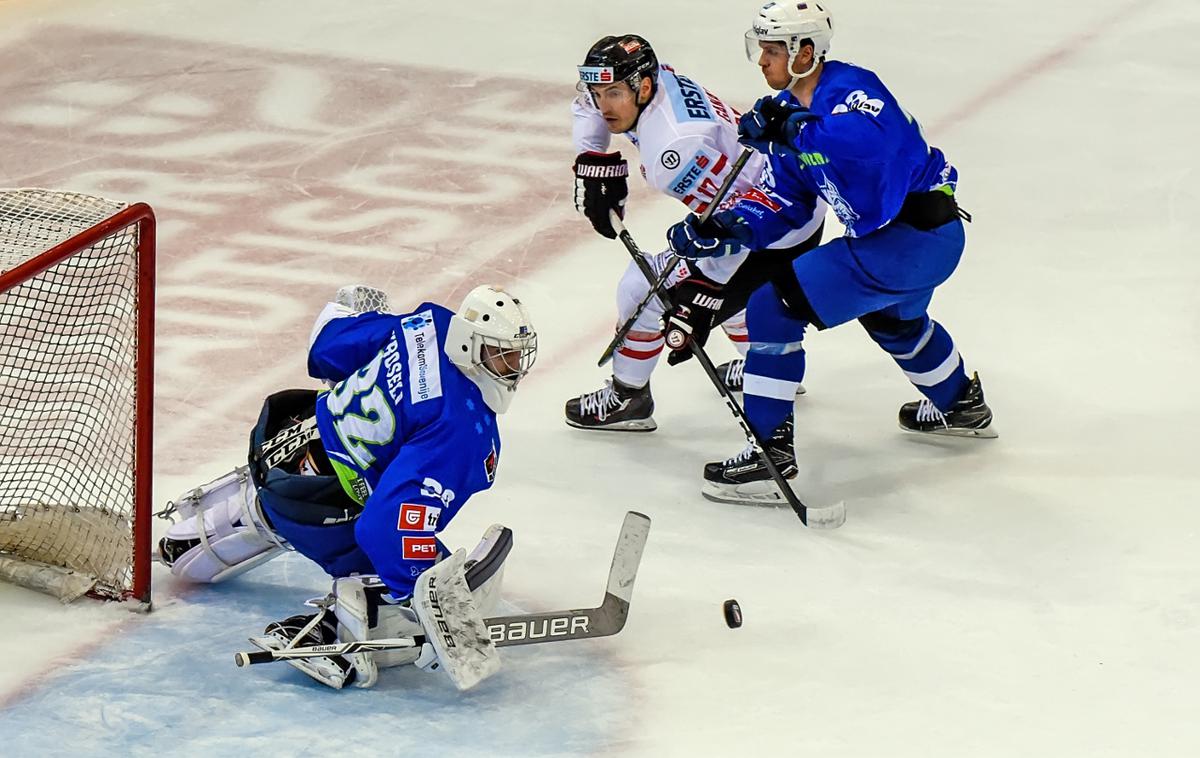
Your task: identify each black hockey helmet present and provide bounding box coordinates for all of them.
[577,34,659,96]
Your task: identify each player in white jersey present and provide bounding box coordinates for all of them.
[566,35,825,432]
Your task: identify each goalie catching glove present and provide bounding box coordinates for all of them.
[664,265,726,366]
[574,151,629,239]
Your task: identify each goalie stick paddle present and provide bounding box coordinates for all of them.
[597,148,755,368]
[234,511,651,667]
[609,213,845,529]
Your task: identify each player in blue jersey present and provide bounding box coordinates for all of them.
[155,284,537,688]
[664,2,996,505]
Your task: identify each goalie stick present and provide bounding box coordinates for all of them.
[609,212,845,529]
[597,148,754,367]
[234,511,651,667]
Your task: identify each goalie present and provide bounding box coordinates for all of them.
[156,284,537,690]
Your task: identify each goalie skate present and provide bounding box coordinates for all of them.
[250,605,359,690]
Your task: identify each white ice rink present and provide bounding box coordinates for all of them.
[1,0,1198,755]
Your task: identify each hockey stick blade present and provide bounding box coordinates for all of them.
[234,512,651,667]
[486,510,649,647]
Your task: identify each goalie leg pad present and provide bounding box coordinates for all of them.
[332,576,425,684]
[158,466,290,584]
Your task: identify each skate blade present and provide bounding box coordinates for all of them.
[565,418,658,432]
[700,481,791,508]
[899,423,998,439]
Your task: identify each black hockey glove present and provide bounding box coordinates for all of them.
[664,265,725,367]
[573,151,629,239]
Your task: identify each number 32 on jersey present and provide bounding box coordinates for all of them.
[325,350,395,469]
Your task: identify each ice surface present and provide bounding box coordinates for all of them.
[1,0,1198,755]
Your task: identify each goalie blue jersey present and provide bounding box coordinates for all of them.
[306,303,501,596]
[733,60,958,245]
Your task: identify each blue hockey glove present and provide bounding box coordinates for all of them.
[737,96,817,157]
[666,210,754,261]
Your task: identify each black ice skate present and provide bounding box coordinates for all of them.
[565,378,656,432]
[715,359,805,396]
[898,372,997,438]
[701,415,798,506]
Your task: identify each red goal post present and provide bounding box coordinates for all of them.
[0,189,154,604]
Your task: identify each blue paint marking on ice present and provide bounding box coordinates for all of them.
[1,554,629,756]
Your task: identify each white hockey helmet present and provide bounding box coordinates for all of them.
[444,285,537,414]
[745,1,835,87]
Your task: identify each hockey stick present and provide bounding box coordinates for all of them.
[234,511,651,667]
[610,213,845,529]
[597,148,755,367]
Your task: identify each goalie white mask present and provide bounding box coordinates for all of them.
[444,285,537,414]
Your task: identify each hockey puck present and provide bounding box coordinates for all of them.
[723,598,742,629]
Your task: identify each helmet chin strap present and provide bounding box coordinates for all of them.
[786,53,821,90]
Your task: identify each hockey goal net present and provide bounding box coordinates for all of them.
[0,189,154,603]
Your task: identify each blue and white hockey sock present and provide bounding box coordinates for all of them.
[870,316,968,411]
[743,289,807,439]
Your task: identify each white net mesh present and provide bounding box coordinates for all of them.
[0,189,145,601]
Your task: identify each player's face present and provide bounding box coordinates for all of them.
[481,342,523,384]
[589,78,651,133]
[756,41,794,90]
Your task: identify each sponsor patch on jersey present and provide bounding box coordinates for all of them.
[661,149,680,170]
[669,151,710,196]
[832,89,886,117]
[665,73,713,122]
[483,441,498,484]
[402,535,439,561]
[398,502,441,532]
[401,309,442,404]
[738,188,783,212]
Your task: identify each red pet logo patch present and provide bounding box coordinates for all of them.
[402,535,438,561]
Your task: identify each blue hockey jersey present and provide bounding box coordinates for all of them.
[307,303,500,596]
[732,60,957,245]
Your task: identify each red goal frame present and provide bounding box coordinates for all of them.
[0,203,155,604]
